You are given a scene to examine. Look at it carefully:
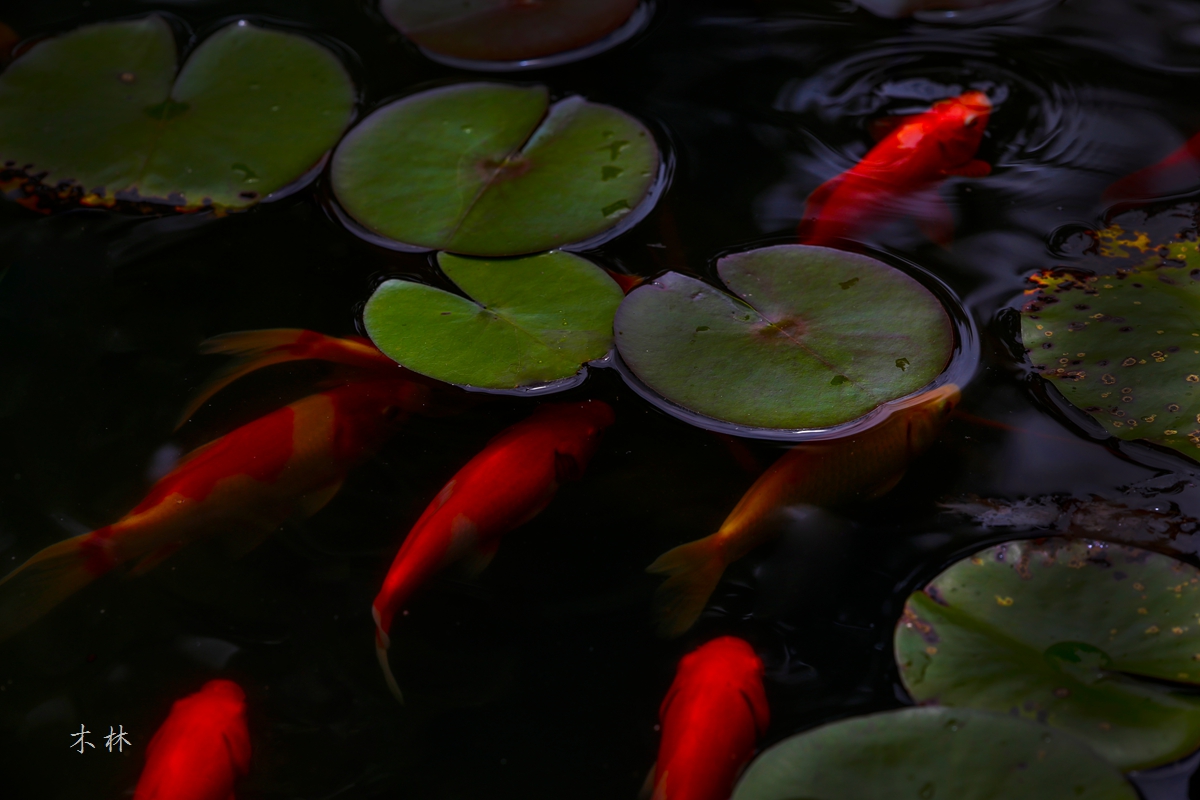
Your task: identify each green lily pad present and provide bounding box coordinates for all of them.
[330,82,660,256]
[362,251,623,390]
[380,0,642,66]
[0,16,354,210]
[1021,210,1200,462]
[895,537,1200,771]
[733,707,1136,800]
[613,245,954,430]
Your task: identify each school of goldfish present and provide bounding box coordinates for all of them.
[5,80,1196,798]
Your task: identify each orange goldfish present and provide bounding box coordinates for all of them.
[797,91,992,247]
[648,385,960,637]
[1104,130,1200,202]
[372,399,616,702]
[133,679,251,800]
[0,330,449,640]
[648,636,769,800]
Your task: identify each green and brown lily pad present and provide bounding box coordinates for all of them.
[613,244,954,430]
[330,82,660,256]
[0,16,355,210]
[362,251,623,390]
[380,0,642,66]
[1021,205,1200,462]
[895,537,1200,771]
[732,707,1137,800]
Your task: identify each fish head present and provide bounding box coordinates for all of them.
[930,90,992,165]
[901,383,961,454]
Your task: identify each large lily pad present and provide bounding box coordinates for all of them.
[0,16,354,210]
[362,251,623,390]
[330,82,659,256]
[895,537,1200,771]
[733,707,1136,800]
[613,245,954,430]
[380,0,641,66]
[1021,208,1200,462]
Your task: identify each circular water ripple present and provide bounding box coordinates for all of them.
[757,35,1177,250]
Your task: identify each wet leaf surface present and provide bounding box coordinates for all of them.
[895,537,1200,770]
[1021,204,1200,463]
[613,244,954,429]
[732,706,1137,800]
[379,0,640,64]
[0,16,355,210]
[942,494,1200,561]
[330,82,659,256]
[362,251,623,390]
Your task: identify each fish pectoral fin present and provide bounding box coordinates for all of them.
[910,193,955,248]
[221,521,280,561]
[944,158,991,178]
[866,469,907,500]
[459,540,500,579]
[296,478,345,518]
[554,450,584,484]
[126,542,183,577]
[638,764,657,800]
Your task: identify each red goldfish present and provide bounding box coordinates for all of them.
[648,385,960,637]
[1104,130,1200,202]
[372,399,616,702]
[797,91,992,247]
[0,330,449,640]
[648,637,769,800]
[133,679,251,800]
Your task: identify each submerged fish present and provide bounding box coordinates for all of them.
[1104,130,1200,202]
[647,384,960,637]
[797,91,992,247]
[372,399,616,703]
[648,636,769,800]
[133,679,251,800]
[0,330,447,640]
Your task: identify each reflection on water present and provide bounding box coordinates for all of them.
[4,0,1200,797]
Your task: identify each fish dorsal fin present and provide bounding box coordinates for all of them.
[868,113,921,142]
[176,329,395,430]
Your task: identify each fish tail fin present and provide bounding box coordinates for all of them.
[646,534,727,638]
[176,329,395,429]
[0,532,108,641]
[372,606,405,705]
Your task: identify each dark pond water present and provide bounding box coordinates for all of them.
[5,0,1200,797]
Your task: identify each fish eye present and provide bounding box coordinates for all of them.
[383,405,402,421]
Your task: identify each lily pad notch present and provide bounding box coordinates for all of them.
[362,251,624,393]
[330,82,664,256]
[613,244,960,437]
[0,15,356,211]
[378,0,652,70]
